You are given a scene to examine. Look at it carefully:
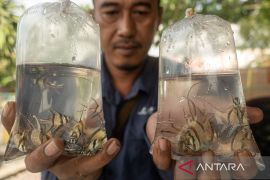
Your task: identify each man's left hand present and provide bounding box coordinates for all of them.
[146,107,263,179]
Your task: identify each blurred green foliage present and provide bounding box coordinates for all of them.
[159,0,270,50]
[239,0,270,49]
[0,0,18,91]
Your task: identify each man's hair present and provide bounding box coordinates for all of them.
[93,0,161,7]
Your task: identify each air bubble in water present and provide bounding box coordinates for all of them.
[179,97,186,103]
[218,49,224,53]
[167,44,175,52]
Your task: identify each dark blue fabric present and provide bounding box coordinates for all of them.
[41,56,172,180]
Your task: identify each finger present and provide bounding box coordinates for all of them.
[1,101,16,133]
[174,157,197,180]
[152,138,171,170]
[25,138,64,172]
[197,151,220,180]
[246,106,263,124]
[51,138,120,178]
[76,170,102,180]
[80,138,120,171]
[232,150,257,179]
[146,112,157,143]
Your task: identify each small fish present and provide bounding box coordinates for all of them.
[83,129,107,156]
[13,131,28,152]
[228,97,244,125]
[48,110,69,136]
[231,126,253,151]
[67,120,84,144]
[33,75,64,89]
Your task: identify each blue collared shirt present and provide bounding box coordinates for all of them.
[42,56,172,180]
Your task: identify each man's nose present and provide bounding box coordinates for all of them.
[117,12,136,38]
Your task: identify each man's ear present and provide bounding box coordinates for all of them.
[89,9,95,21]
[156,6,163,31]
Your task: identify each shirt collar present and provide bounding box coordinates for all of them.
[101,55,156,104]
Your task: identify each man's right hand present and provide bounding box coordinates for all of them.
[1,101,120,180]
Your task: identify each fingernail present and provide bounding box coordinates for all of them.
[238,150,252,166]
[202,151,215,164]
[44,140,61,157]
[247,107,263,122]
[2,102,13,119]
[158,138,168,152]
[107,141,120,155]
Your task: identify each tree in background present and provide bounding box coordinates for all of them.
[158,0,249,42]
[239,0,270,67]
[160,0,270,48]
[0,0,18,92]
[239,0,270,49]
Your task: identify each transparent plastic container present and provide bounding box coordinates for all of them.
[155,9,264,170]
[4,0,106,161]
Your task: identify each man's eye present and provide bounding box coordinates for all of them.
[133,10,149,16]
[104,11,119,16]
[133,11,148,15]
[101,10,119,23]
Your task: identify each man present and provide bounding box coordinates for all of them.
[1,0,264,179]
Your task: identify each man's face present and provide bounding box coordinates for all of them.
[93,0,161,71]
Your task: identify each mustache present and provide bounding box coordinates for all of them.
[112,39,142,49]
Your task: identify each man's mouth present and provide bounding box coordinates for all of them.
[113,42,141,56]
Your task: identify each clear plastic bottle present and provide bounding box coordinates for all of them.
[155,9,264,170]
[4,0,106,160]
